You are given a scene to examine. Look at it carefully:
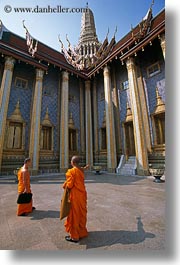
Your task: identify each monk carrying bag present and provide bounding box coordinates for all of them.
[17,193,32,204]
[60,187,71,220]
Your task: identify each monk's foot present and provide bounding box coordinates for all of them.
[19,213,28,216]
[32,207,36,211]
[65,236,79,243]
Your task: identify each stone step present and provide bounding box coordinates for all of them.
[124,161,135,165]
[122,165,135,170]
[117,156,136,176]
[118,169,134,176]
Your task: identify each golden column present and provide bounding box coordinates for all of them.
[79,80,85,154]
[29,69,44,174]
[112,67,122,154]
[159,34,165,60]
[103,66,117,172]
[92,78,99,155]
[136,68,152,153]
[0,57,15,171]
[126,58,149,175]
[59,71,69,171]
[85,80,93,168]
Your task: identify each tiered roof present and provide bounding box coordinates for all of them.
[0,6,165,79]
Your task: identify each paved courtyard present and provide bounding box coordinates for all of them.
[0,172,165,251]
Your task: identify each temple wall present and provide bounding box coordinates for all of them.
[142,60,165,114]
[96,75,105,152]
[69,76,81,151]
[114,65,129,153]
[7,63,34,151]
[0,11,165,174]
[41,67,59,154]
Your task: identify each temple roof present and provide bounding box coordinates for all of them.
[0,6,165,79]
[79,7,100,46]
[88,8,165,77]
[0,21,87,78]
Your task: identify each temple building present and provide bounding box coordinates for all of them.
[0,3,165,176]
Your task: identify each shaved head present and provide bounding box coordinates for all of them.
[71,156,80,165]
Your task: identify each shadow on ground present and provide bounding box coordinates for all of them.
[80,217,155,249]
[29,210,60,220]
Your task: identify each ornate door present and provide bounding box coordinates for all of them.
[124,121,135,157]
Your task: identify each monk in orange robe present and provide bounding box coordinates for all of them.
[63,156,89,243]
[17,158,35,216]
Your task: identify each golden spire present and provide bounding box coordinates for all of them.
[102,110,106,127]
[125,100,133,122]
[42,108,53,126]
[9,101,24,122]
[154,87,165,113]
[68,112,75,129]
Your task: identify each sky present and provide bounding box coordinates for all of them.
[0,0,165,52]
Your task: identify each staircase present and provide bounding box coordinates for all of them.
[116,156,137,176]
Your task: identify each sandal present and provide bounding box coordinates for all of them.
[19,213,28,216]
[65,236,79,243]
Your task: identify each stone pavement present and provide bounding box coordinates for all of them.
[0,172,165,251]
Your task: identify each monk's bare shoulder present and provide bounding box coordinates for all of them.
[21,168,28,176]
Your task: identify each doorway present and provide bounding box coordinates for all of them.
[124,121,135,157]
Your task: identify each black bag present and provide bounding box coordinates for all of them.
[17,193,32,204]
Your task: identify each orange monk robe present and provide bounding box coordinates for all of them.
[17,168,33,216]
[63,167,88,240]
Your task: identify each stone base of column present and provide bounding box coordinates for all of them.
[137,168,149,176]
[59,168,68,173]
[107,168,116,173]
[29,169,39,176]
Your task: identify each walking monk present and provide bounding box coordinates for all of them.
[17,158,35,216]
[62,156,89,243]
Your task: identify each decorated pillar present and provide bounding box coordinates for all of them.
[126,58,149,175]
[0,57,15,171]
[85,80,93,168]
[79,80,85,154]
[29,68,44,174]
[159,33,165,59]
[112,67,122,154]
[136,67,152,153]
[92,78,99,155]
[59,71,69,171]
[103,65,117,172]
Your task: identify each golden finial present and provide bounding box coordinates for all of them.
[113,26,118,38]
[22,20,28,32]
[66,34,71,49]
[58,35,64,50]
[151,0,154,9]
[106,28,109,39]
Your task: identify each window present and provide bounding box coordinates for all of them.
[6,122,22,149]
[69,94,76,102]
[100,91,105,100]
[15,77,28,89]
[69,129,77,151]
[101,127,107,150]
[43,86,52,97]
[154,112,165,145]
[147,62,160,78]
[120,80,129,90]
[41,126,52,150]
